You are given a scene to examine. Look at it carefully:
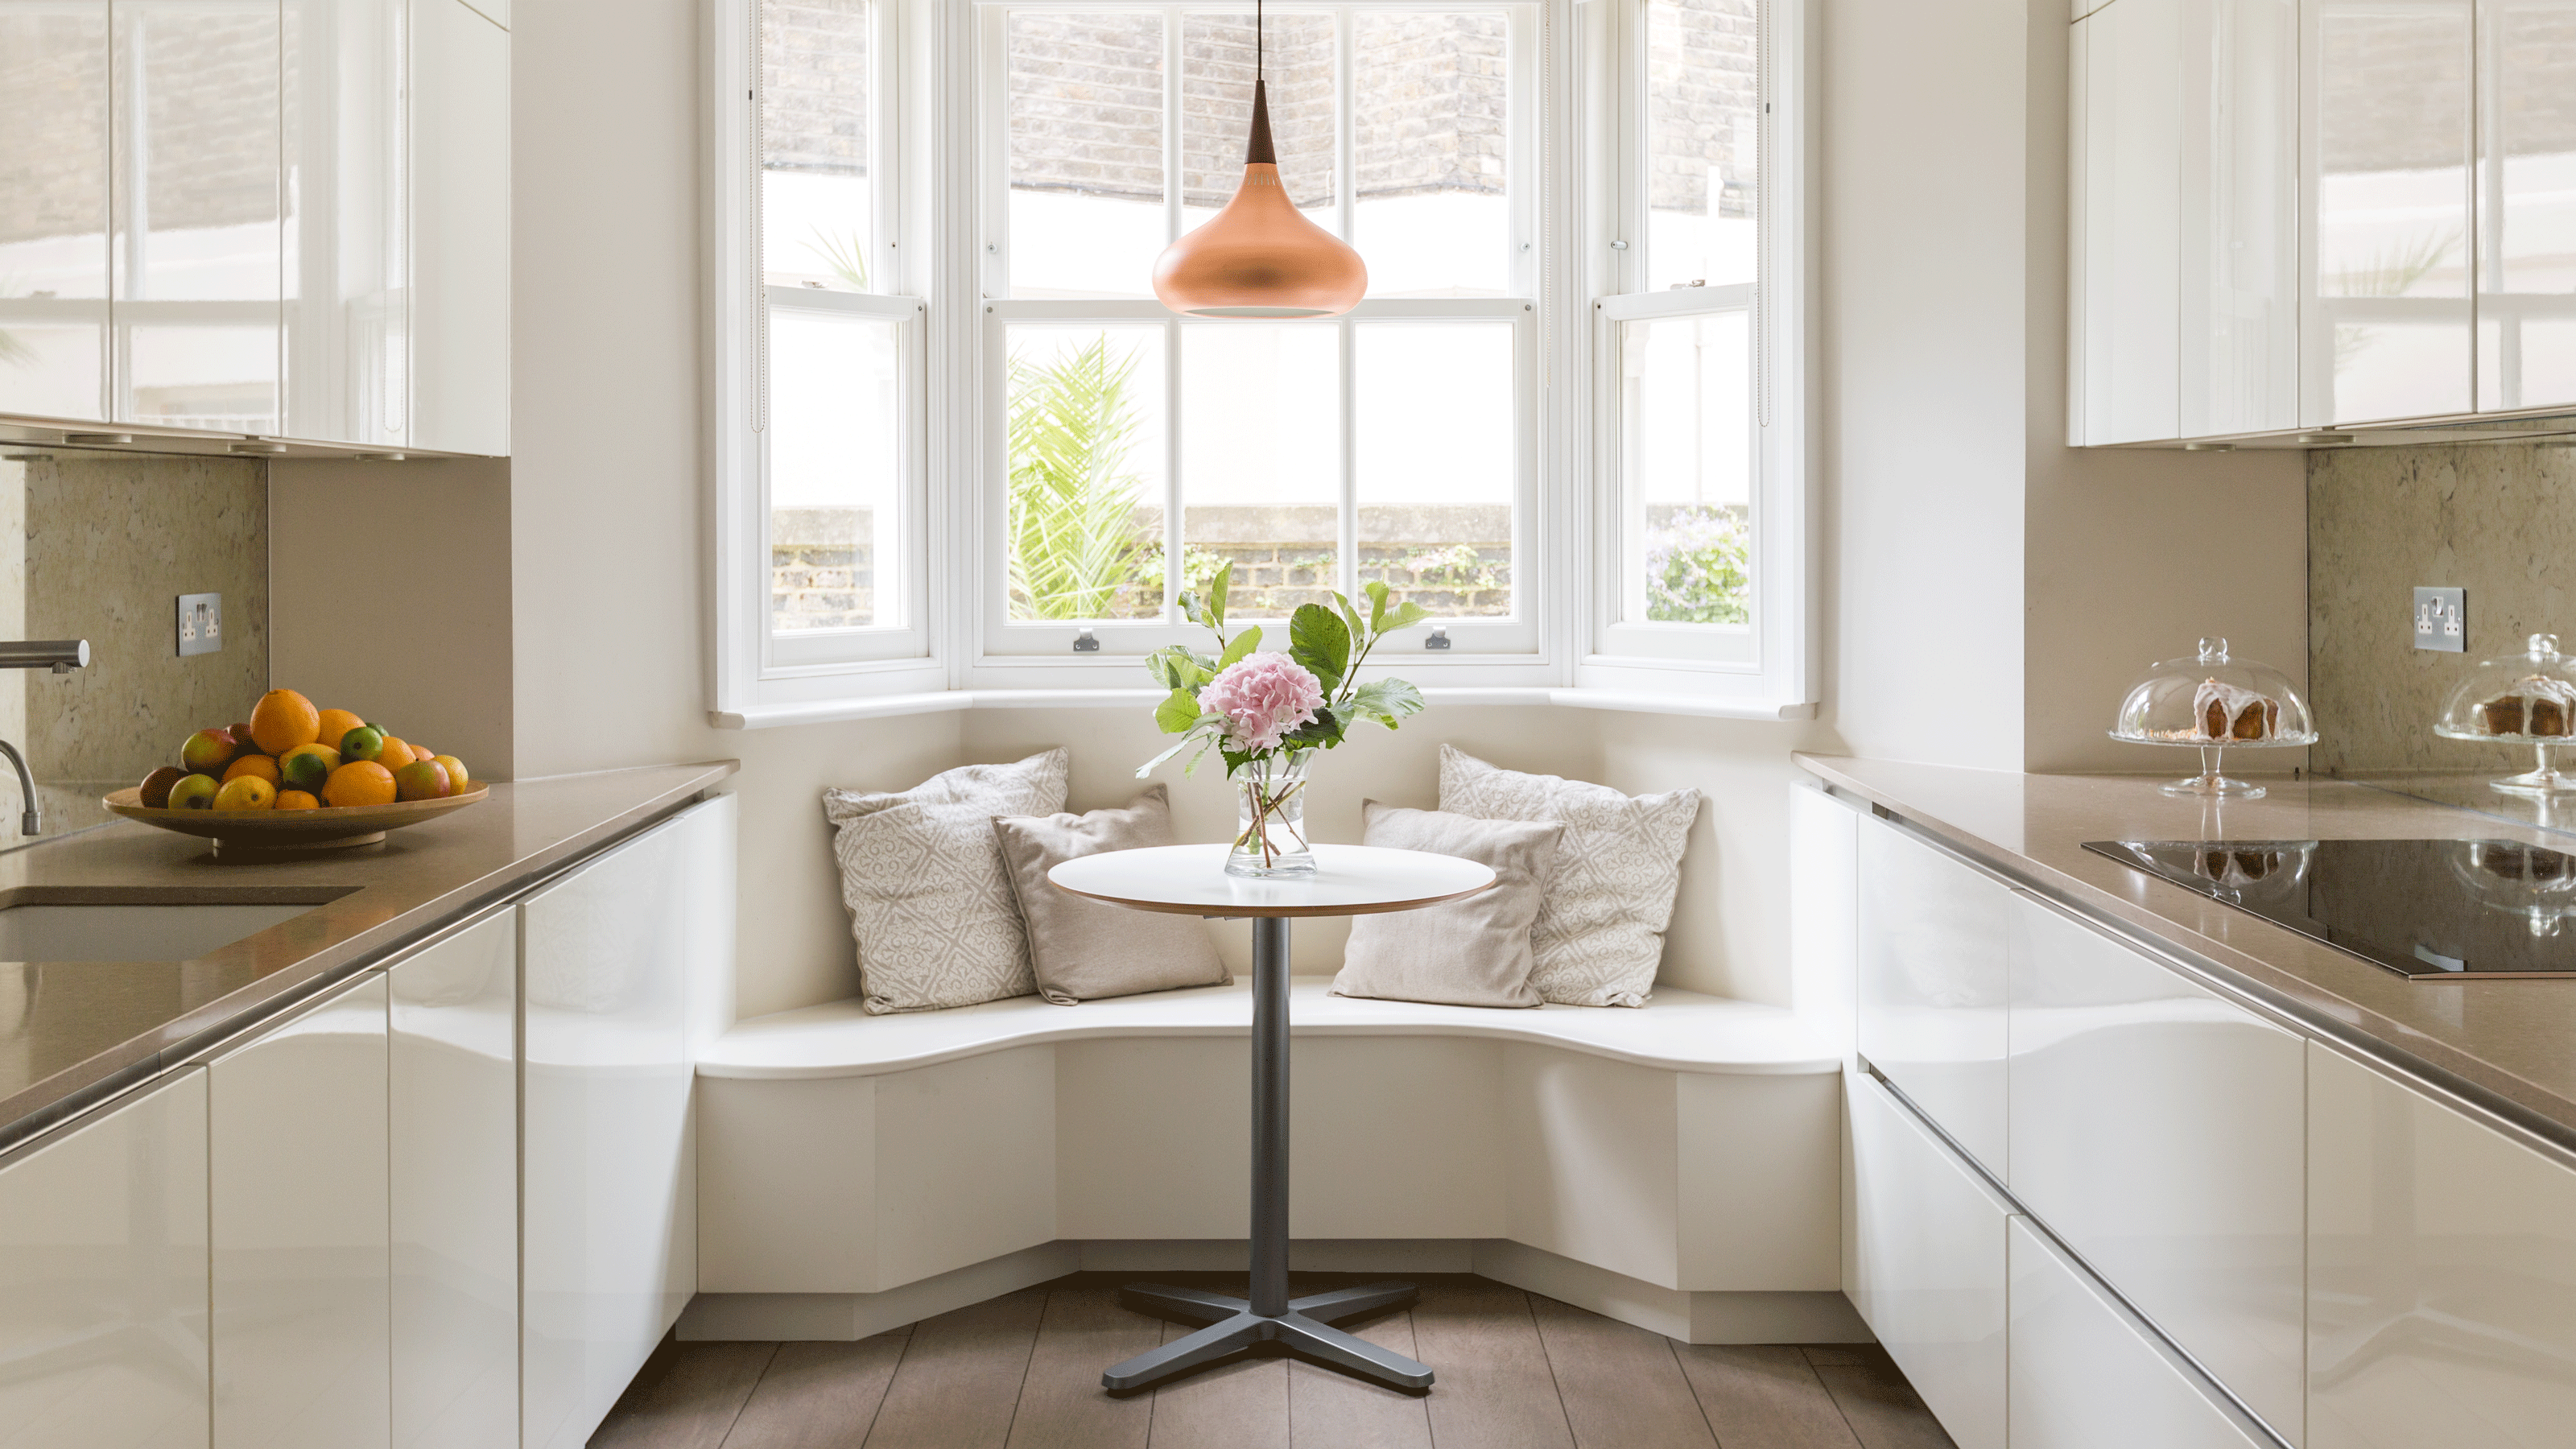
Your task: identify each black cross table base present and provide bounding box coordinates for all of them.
[1098,917,1436,1396]
[1101,1280,1432,1393]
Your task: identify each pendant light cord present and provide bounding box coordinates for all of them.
[1244,0,1277,165]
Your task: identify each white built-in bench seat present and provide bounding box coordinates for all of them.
[690,977,1856,1346]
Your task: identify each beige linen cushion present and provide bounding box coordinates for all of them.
[1436,745,1702,1007]
[992,786,1230,1005]
[823,749,1071,1014]
[1330,800,1563,1009]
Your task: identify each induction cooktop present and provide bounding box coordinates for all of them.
[2082,837,2576,979]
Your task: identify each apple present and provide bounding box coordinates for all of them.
[138,766,185,809]
[393,760,452,802]
[180,727,241,774]
[167,774,220,810]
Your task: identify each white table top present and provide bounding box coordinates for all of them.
[1047,843,1496,919]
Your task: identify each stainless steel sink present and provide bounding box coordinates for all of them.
[0,902,317,961]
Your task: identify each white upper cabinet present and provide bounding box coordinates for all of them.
[0,1068,210,1449]
[0,0,507,452]
[2301,0,2475,426]
[0,2,113,423]
[2310,1042,2576,1447]
[2071,0,2576,439]
[2475,1,2576,414]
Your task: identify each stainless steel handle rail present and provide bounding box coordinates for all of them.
[0,641,89,673]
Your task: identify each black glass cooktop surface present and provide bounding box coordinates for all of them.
[2082,838,2576,978]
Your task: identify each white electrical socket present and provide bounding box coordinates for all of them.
[178,593,222,657]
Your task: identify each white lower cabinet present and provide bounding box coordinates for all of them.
[2008,890,2306,1443]
[390,910,521,1449]
[521,796,728,1449]
[2309,1043,2576,1448]
[209,972,391,1449]
[0,1069,209,1449]
[1856,818,2012,1174]
[2008,1217,2269,1448]
[1847,1069,2008,1449]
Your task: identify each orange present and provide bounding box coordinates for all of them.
[377,737,416,769]
[221,753,280,785]
[314,709,365,750]
[324,760,398,807]
[432,755,470,795]
[213,776,275,811]
[248,689,322,755]
[275,790,320,811]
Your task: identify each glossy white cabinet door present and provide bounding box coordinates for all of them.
[2008,1218,2270,1449]
[2475,2,2576,413]
[2178,0,2297,436]
[1856,816,2011,1174]
[2310,1044,2576,1448]
[2299,0,2474,426]
[1848,1070,2008,1449]
[2074,0,2184,444]
[283,0,409,447]
[109,0,284,436]
[522,803,718,1449]
[210,972,390,1449]
[410,0,510,456]
[390,911,518,1449]
[2008,891,2306,1444]
[0,1068,208,1449]
[0,2,113,423]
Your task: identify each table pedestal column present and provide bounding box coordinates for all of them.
[1100,916,1435,1395]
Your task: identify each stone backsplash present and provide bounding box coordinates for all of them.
[2310,440,2576,775]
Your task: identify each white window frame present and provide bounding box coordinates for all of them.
[711,0,946,717]
[964,0,1563,691]
[1578,0,1811,709]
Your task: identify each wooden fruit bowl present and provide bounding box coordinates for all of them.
[102,786,489,854]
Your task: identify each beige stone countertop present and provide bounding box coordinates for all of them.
[1797,753,2576,1154]
[0,762,737,1150]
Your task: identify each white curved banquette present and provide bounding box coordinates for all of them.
[689,969,1859,1345]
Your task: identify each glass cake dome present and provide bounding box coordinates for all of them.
[2109,638,2317,799]
[2434,633,2576,795]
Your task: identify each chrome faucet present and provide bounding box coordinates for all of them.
[0,740,34,836]
[0,639,86,836]
[0,640,88,675]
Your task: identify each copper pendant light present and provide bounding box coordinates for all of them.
[1151,0,1367,317]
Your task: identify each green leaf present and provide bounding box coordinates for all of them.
[1289,603,1352,694]
[1285,705,1348,750]
[1347,677,1426,729]
[1144,644,1215,692]
[1379,601,1433,635]
[1336,592,1368,654]
[1215,624,1261,672]
[1364,579,1390,634]
[1137,735,1194,777]
[1208,560,1232,629]
[1154,687,1206,734]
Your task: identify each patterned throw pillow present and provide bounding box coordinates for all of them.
[824,749,1071,1014]
[1436,745,1701,1007]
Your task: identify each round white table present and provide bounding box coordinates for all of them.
[1048,843,1496,1396]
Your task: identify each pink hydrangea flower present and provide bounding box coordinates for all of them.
[1200,652,1324,753]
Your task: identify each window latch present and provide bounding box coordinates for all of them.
[1073,629,1100,653]
[1424,625,1452,650]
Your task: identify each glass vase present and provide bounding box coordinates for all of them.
[1227,754,1315,878]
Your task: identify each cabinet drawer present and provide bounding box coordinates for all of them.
[1849,1070,2008,1449]
[2008,890,2304,1443]
[1857,817,2010,1171]
[2008,1218,2270,1449]
[2310,1044,2576,1448]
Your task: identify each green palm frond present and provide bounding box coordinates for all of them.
[1006,336,1154,620]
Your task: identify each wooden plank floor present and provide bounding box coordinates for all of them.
[591,1274,1955,1449]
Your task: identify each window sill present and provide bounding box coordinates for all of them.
[710,687,1818,730]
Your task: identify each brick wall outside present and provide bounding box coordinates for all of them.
[765,0,869,175]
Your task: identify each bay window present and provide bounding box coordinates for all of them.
[711,0,1810,723]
